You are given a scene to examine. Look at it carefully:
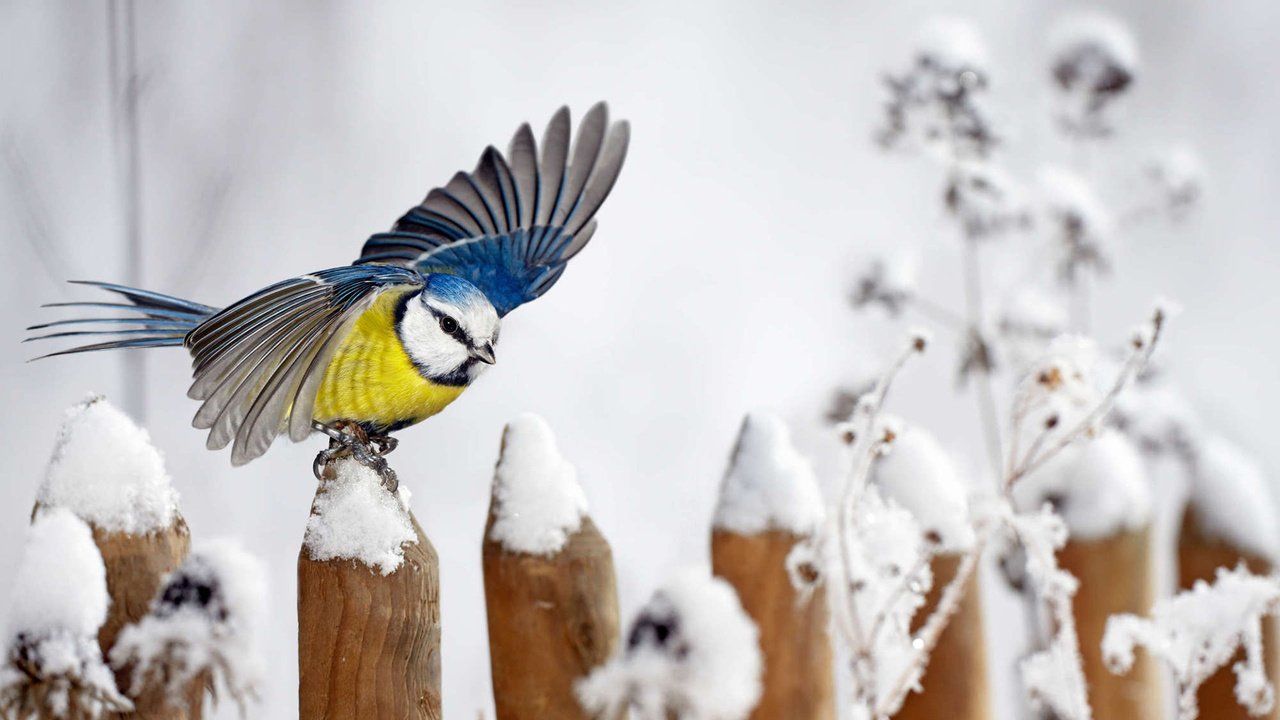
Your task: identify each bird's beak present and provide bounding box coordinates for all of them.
[472,343,496,365]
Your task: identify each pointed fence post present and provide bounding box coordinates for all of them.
[1016,431,1161,719]
[298,457,442,720]
[1178,436,1280,720]
[33,396,194,720]
[482,414,619,719]
[708,414,833,720]
[871,419,990,720]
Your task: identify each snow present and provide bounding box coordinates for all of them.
[916,16,989,73]
[1188,435,1280,561]
[38,394,178,535]
[999,286,1069,371]
[1148,145,1204,215]
[1103,565,1280,720]
[111,538,267,711]
[1006,504,1090,719]
[870,418,975,551]
[1038,166,1115,264]
[713,413,824,536]
[303,458,417,575]
[946,161,1031,240]
[1013,430,1152,540]
[577,568,762,720]
[488,413,588,556]
[0,508,126,718]
[1013,333,1104,440]
[850,252,919,316]
[5,508,107,639]
[1049,12,1139,82]
[1112,379,1200,456]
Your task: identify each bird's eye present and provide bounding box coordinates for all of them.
[439,316,459,334]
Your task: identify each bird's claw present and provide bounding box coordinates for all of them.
[311,423,400,493]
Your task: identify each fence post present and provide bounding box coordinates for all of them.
[32,396,193,720]
[871,419,989,720]
[482,414,619,719]
[1057,524,1162,718]
[298,457,441,720]
[1179,509,1280,719]
[708,414,832,720]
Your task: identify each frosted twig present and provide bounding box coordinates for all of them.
[1012,305,1165,485]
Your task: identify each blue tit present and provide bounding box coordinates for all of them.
[27,103,630,472]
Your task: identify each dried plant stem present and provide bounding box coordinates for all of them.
[875,534,986,718]
[961,239,1004,481]
[828,336,924,705]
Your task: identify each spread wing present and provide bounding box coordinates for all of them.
[185,264,423,465]
[355,102,630,316]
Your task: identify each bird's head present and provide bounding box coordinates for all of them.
[397,274,500,385]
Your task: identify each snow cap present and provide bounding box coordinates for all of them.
[577,568,762,720]
[39,394,178,535]
[1189,436,1280,561]
[488,413,588,556]
[303,458,417,575]
[111,538,266,706]
[713,413,824,536]
[1014,430,1151,539]
[917,16,989,73]
[871,418,974,551]
[6,508,108,640]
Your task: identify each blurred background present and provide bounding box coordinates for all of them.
[1,1,1277,717]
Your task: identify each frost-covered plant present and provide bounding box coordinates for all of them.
[0,509,130,720]
[877,17,996,161]
[1103,566,1280,719]
[1048,12,1138,138]
[576,569,762,720]
[849,14,1200,718]
[110,539,266,716]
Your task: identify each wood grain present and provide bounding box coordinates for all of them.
[1179,505,1280,720]
[710,529,834,720]
[298,495,441,720]
[1057,524,1163,720]
[483,514,620,719]
[896,551,992,720]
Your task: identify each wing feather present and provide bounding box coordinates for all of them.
[355,104,629,316]
[179,265,422,463]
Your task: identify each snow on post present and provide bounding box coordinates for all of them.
[709,413,832,720]
[1103,566,1280,720]
[577,569,763,720]
[482,414,619,720]
[870,419,988,720]
[34,395,192,718]
[298,457,440,720]
[1178,435,1280,720]
[0,508,131,719]
[1017,430,1162,719]
[110,539,266,717]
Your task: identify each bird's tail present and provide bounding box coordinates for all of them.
[26,281,220,359]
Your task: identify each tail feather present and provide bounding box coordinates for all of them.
[26,282,220,360]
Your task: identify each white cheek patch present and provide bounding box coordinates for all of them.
[399,300,469,375]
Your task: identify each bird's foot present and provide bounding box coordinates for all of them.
[311,422,400,493]
[369,434,398,456]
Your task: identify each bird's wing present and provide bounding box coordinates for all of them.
[355,103,630,316]
[184,264,424,465]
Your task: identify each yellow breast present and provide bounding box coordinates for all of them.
[313,288,466,431]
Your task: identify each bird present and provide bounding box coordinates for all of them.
[27,103,629,487]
